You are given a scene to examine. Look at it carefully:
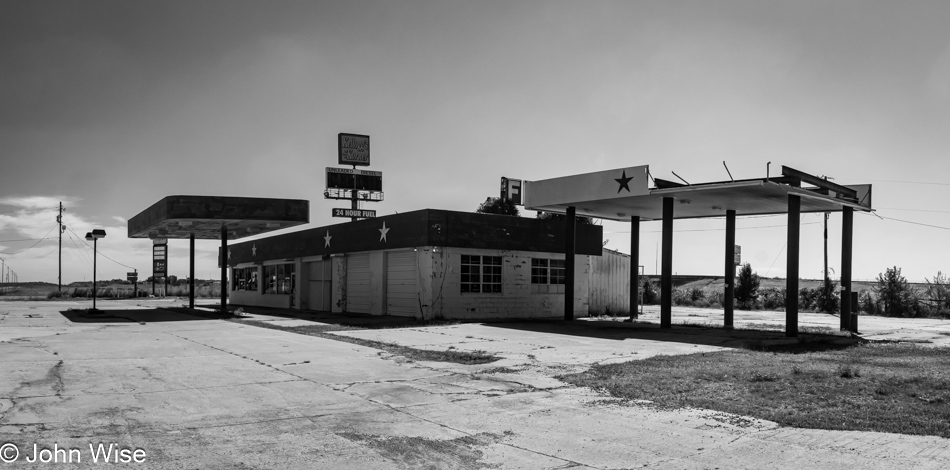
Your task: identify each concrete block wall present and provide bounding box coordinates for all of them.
[428,247,590,320]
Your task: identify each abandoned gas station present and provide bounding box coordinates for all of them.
[126,165,870,337]
[524,164,872,336]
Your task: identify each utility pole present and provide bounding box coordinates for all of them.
[57,202,63,293]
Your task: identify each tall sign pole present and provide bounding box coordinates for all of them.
[57,202,63,293]
[351,165,358,222]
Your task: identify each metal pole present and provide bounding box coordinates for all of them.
[220,225,228,314]
[841,207,854,331]
[564,206,576,321]
[351,166,358,222]
[724,210,736,329]
[786,194,800,337]
[58,202,63,293]
[629,215,640,320]
[189,233,195,309]
[660,197,673,329]
[92,238,97,311]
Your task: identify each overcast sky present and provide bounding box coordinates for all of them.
[1,0,949,285]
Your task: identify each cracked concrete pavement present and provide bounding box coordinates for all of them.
[1,298,949,469]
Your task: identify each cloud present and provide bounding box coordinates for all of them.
[0,195,80,209]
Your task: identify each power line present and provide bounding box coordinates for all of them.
[853,178,950,186]
[868,213,950,231]
[0,224,57,255]
[876,207,950,215]
[0,237,55,243]
[62,219,137,271]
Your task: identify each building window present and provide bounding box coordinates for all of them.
[460,255,502,293]
[264,263,295,295]
[531,258,565,294]
[232,267,258,292]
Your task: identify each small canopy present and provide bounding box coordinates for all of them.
[524,165,872,220]
[128,195,309,240]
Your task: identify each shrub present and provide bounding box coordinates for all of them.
[735,263,760,309]
[859,290,877,315]
[760,287,785,310]
[641,277,658,305]
[874,266,918,317]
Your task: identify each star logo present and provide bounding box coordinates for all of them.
[379,221,390,242]
[324,230,332,248]
[252,244,257,256]
[615,170,633,193]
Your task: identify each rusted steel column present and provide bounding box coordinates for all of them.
[841,206,854,331]
[661,197,673,329]
[724,209,736,329]
[630,215,640,320]
[565,206,576,321]
[786,195,800,337]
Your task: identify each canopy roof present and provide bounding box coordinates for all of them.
[524,165,872,221]
[128,195,309,240]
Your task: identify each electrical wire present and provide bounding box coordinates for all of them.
[0,224,57,254]
[62,220,137,271]
[867,214,950,231]
[0,237,55,243]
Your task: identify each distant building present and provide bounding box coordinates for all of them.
[224,209,628,319]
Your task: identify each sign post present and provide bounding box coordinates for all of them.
[127,271,138,298]
[153,240,167,296]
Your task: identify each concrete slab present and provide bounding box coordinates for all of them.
[2,300,949,469]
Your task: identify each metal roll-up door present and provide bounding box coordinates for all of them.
[386,251,418,317]
[346,253,371,313]
[307,260,331,311]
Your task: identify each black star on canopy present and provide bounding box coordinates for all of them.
[615,170,633,193]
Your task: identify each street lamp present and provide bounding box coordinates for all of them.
[85,229,106,312]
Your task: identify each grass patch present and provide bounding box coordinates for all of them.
[559,343,950,438]
[230,319,499,365]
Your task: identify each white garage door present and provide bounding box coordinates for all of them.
[346,253,371,313]
[387,251,418,317]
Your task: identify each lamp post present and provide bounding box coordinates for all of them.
[85,229,106,312]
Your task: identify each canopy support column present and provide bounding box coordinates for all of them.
[630,215,640,320]
[661,197,673,329]
[564,206,576,321]
[786,195,800,337]
[841,206,853,331]
[220,225,228,314]
[724,210,736,329]
[189,233,195,309]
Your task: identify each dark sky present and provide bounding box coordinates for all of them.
[2,0,949,282]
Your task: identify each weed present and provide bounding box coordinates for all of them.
[837,364,861,378]
[749,371,778,382]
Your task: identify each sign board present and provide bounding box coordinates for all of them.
[734,245,741,266]
[326,167,383,191]
[500,177,523,205]
[151,238,167,245]
[524,165,650,211]
[332,208,376,219]
[153,245,167,277]
[338,133,370,166]
[127,272,138,282]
